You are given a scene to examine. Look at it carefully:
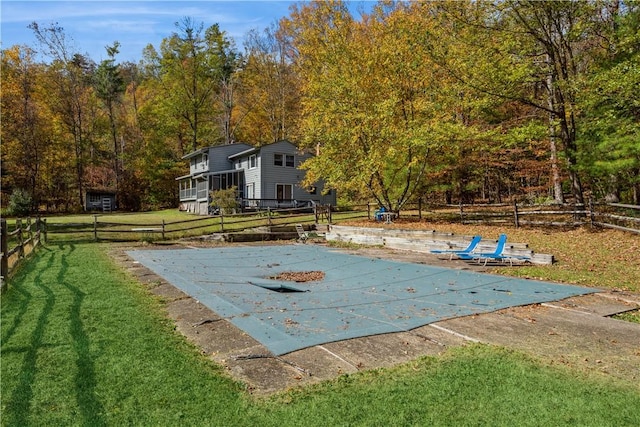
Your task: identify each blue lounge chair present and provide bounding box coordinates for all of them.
[430,235,482,260]
[458,233,509,266]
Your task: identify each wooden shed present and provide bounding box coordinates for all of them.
[84,189,116,212]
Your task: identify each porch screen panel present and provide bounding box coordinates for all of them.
[197,180,208,199]
[212,176,220,191]
[180,180,197,199]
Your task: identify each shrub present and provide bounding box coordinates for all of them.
[8,189,32,217]
[210,186,240,214]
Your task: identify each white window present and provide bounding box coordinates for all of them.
[276,184,293,202]
[249,154,257,169]
[202,154,208,170]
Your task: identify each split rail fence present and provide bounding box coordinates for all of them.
[2,200,638,290]
[357,200,640,234]
[4,205,339,246]
[1,218,43,292]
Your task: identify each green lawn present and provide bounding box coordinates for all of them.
[2,243,639,426]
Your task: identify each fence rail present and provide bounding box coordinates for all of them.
[355,200,640,234]
[35,204,337,243]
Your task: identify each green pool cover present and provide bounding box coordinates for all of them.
[127,245,594,355]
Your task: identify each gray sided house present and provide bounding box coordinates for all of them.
[177,140,336,215]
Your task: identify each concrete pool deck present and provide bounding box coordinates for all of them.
[125,244,594,356]
[113,242,640,395]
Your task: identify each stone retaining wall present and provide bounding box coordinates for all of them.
[326,225,554,265]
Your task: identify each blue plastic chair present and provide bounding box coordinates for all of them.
[430,235,482,260]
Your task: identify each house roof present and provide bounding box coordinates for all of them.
[181,147,209,160]
[85,187,116,194]
[227,147,259,160]
[227,140,302,160]
[181,142,253,160]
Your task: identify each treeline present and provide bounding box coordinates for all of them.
[2,0,639,214]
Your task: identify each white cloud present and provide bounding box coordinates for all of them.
[1,1,296,61]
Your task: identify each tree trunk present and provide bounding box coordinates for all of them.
[546,57,564,204]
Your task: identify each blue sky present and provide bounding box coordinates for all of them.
[1,1,373,63]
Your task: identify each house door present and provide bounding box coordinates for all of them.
[276,184,293,202]
[245,183,255,207]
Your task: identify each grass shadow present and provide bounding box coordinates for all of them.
[3,249,57,426]
[3,244,106,426]
[60,277,107,425]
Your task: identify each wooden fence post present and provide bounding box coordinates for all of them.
[513,200,520,228]
[574,202,586,221]
[93,215,98,241]
[220,212,225,232]
[328,205,332,223]
[368,203,372,220]
[162,220,166,240]
[418,198,422,220]
[459,201,464,223]
[42,218,48,243]
[35,216,40,241]
[1,219,8,287]
[267,207,272,226]
[27,217,33,241]
[16,219,24,258]
[589,196,595,228]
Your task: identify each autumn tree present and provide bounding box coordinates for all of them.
[94,42,125,204]
[149,18,241,152]
[578,0,640,203]
[4,2,636,214]
[427,0,625,206]
[506,0,592,205]
[130,18,241,208]
[133,48,185,209]
[210,26,243,145]
[238,23,301,144]
[29,22,98,210]
[0,46,51,210]
[115,61,148,210]
[284,1,450,211]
